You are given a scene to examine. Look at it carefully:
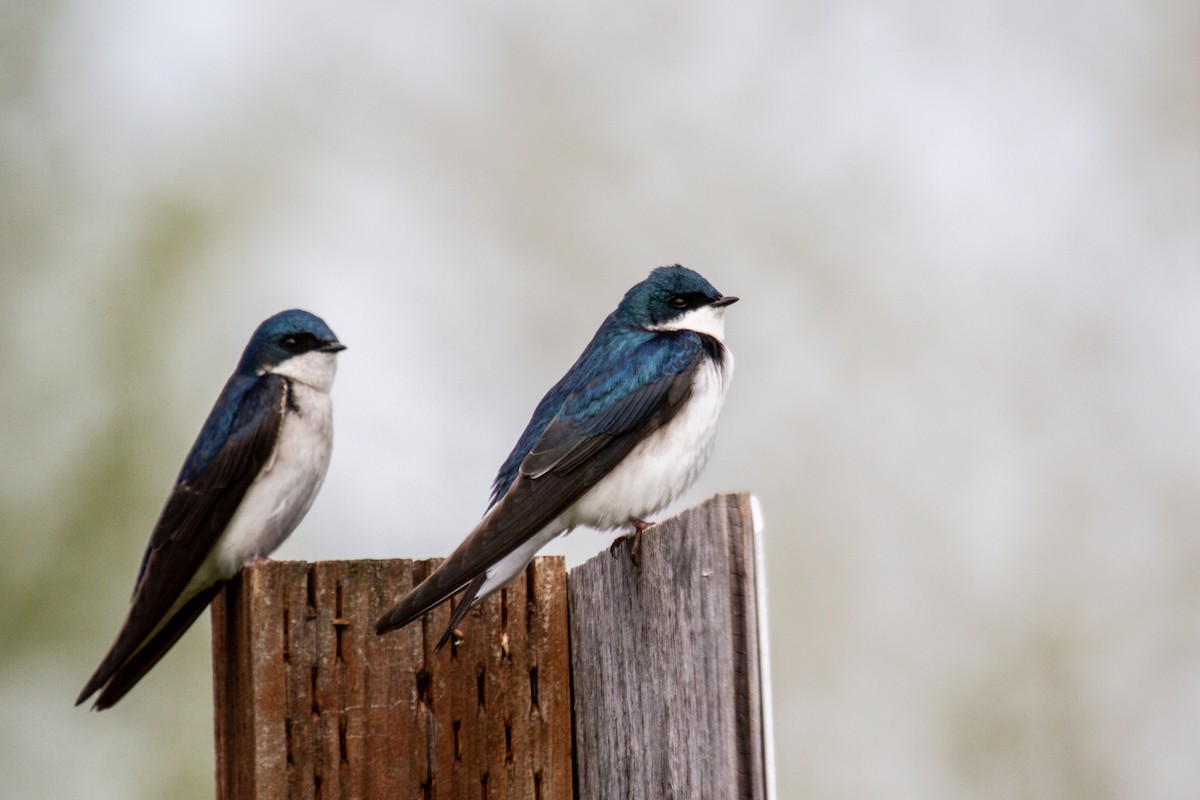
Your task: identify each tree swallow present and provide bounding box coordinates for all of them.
[76,309,345,710]
[376,265,737,648]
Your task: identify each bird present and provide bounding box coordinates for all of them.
[76,309,346,710]
[376,265,737,648]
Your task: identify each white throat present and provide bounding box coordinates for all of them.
[647,304,728,341]
[265,350,339,393]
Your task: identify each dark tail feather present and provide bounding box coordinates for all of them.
[373,571,485,650]
[77,646,124,707]
[374,572,468,637]
[80,583,223,711]
[435,574,486,651]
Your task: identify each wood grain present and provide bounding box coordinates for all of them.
[568,492,769,800]
[212,557,572,800]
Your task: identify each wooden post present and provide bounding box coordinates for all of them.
[211,493,772,799]
[211,557,573,799]
[568,492,771,800]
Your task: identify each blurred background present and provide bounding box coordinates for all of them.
[2,0,1197,797]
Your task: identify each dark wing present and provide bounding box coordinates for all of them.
[376,334,704,639]
[76,374,288,708]
[87,583,224,710]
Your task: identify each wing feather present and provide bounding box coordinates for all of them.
[376,334,704,637]
[77,374,287,707]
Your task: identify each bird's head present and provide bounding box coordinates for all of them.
[240,309,346,390]
[616,265,738,340]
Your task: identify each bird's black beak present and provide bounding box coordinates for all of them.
[319,341,348,353]
[710,295,739,308]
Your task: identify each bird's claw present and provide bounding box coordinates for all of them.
[608,536,627,559]
[608,518,652,565]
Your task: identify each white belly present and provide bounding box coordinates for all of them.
[191,381,335,589]
[567,351,733,531]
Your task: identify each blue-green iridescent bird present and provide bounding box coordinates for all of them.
[376,266,737,647]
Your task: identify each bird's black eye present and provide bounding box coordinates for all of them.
[280,331,322,354]
[669,295,689,309]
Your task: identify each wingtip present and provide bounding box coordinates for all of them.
[75,676,103,710]
[75,682,112,712]
[376,606,457,651]
[85,677,130,711]
[374,605,409,637]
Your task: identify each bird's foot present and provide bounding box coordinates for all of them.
[608,518,653,565]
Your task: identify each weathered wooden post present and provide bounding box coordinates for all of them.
[568,492,771,800]
[211,557,573,799]
[211,492,772,799]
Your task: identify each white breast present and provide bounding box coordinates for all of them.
[566,348,734,531]
[183,364,337,594]
[212,382,333,574]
